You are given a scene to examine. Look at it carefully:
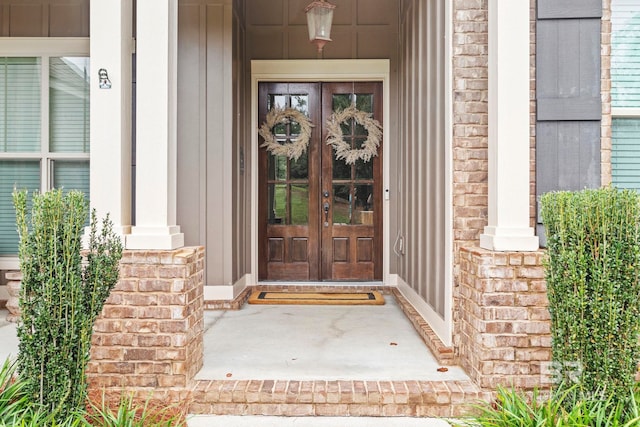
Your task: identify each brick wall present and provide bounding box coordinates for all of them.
[452,0,538,252]
[602,0,612,186]
[452,0,489,257]
[87,247,204,391]
[457,246,551,389]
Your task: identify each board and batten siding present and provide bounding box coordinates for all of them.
[536,0,603,243]
[178,0,245,287]
[397,0,448,319]
[0,0,88,37]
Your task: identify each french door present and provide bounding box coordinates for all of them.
[258,82,383,281]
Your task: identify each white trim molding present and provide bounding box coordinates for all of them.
[0,38,89,56]
[480,0,539,252]
[127,0,184,250]
[396,275,452,347]
[90,0,132,241]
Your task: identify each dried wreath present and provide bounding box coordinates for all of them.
[258,107,313,161]
[326,104,383,165]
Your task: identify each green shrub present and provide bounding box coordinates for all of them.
[83,391,187,427]
[458,385,640,427]
[0,358,30,424]
[13,189,122,422]
[540,188,640,401]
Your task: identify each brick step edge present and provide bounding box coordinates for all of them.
[189,379,491,417]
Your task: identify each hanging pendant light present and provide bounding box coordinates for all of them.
[305,0,336,53]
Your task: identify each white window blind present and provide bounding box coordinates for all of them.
[0,160,40,254]
[612,1,640,108]
[52,160,89,197]
[612,0,640,189]
[0,57,41,153]
[49,57,90,153]
[612,118,640,188]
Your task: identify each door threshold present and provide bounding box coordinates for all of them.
[257,281,384,287]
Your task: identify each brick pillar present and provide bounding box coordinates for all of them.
[5,270,22,322]
[88,247,204,390]
[457,246,550,389]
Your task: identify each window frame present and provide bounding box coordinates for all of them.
[611,1,640,190]
[0,38,89,269]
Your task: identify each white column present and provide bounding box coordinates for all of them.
[479,0,539,251]
[127,0,184,250]
[89,0,132,239]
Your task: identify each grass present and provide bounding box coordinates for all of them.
[456,385,640,427]
[0,358,187,426]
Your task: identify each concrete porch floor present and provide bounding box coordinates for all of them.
[0,293,484,422]
[197,295,468,382]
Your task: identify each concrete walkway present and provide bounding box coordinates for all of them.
[0,310,18,363]
[188,415,453,426]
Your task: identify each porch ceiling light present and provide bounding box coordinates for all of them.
[305,0,336,53]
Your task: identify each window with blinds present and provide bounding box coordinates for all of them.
[50,57,90,153]
[0,54,90,256]
[0,58,41,153]
[612,0,640,189]
[0,160,40,254]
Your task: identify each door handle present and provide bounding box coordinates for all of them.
[323,202,330,224]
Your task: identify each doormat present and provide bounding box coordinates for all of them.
[248,290,385,305]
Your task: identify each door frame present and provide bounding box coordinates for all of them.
[250,59,391,285]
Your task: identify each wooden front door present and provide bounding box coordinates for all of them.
[258,82,383,281]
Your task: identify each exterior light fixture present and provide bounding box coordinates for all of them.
[305,0,336,53]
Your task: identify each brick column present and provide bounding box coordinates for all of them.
[88,247,204,390]
[457,246,550,389]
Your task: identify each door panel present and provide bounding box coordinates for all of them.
[321,82,383,280]
[258,81,382,281]
[258,83,321,281]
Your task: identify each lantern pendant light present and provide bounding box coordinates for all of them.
[305,0,336,53]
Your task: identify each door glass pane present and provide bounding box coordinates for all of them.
[273,122,287,136]
[291,95,309,114]
[0,57,41,153]
[333,184,351,224]
[332,94,351,111]
[289,95,309,135]
[269,94,286,110]
[0,160,40,255]
[50,57,90,153]
[341,120,352,136]
[355,93,373,135]
[268,155,287,180]
[290,151,308,180]
[354,184,374,225]
[333,156,351,179]
[290,184,309,225]
[355,93,373,112]
[355,158,373,179]
[267,183,286,224]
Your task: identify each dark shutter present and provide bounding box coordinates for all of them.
[536,0,602,244]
